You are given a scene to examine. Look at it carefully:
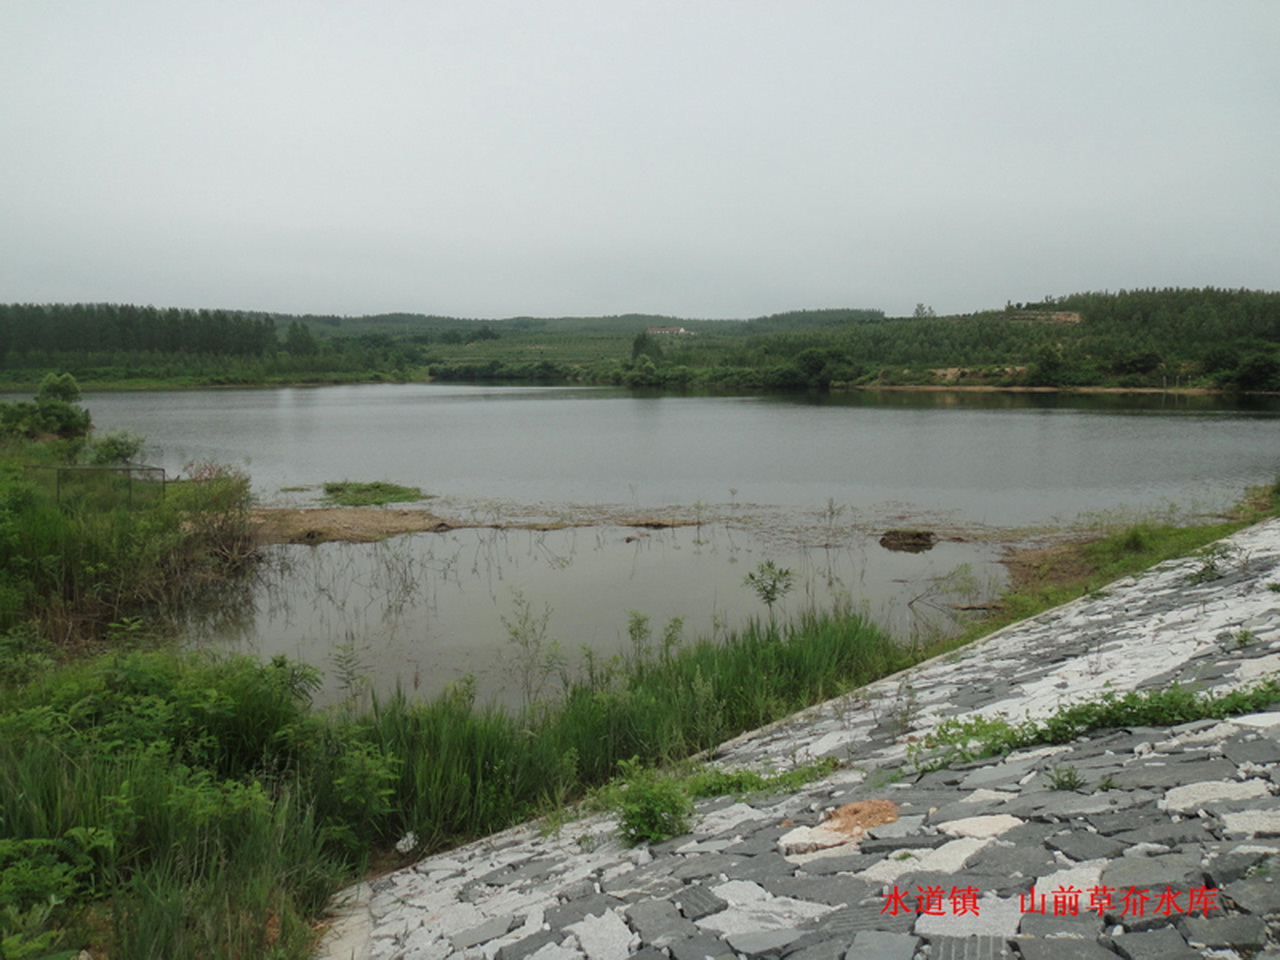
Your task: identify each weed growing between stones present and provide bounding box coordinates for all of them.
[1231,629,1259,648]
[1186,542,1246,585]
[604,759,694,845]
[909,677,1280,773]
[594,757,841,846]
[1046,765,1086,790]
[870,678,921,737]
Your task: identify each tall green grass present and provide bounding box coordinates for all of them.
[365,606,912,848]
[1,606,906,958]
[0,446,254,644]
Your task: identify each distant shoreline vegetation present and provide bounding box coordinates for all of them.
[2,287,1279,392]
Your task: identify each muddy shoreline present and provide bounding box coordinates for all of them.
[248,506,697,545]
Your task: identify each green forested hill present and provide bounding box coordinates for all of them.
[2,288,1278,391]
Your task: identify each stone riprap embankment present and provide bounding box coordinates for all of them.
[318,518,1280,960]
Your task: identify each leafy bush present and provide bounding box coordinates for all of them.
[0,374,91,440]
[607,760,693,845]
[87,430,145,465]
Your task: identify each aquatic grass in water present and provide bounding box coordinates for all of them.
[320,481,429,507]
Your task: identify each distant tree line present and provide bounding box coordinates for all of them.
[0,303,278,359]
[429,287,1280,392]
[0,304,502,385]
[5,289,1280,391]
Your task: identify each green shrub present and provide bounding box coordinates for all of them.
[608,760,693,846]
[87,430,145,465]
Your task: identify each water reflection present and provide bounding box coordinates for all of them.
[183,520,1006,709]
[82,384,1280,528]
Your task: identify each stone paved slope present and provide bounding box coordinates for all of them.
[317,518,1280,960]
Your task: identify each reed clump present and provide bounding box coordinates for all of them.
[0,444,255,653]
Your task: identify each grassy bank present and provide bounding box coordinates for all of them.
[2,606,910,959]
[956,483,1280,648]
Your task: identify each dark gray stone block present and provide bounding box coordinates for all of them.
[965,844,1062,879]
[997,822,1062,846]
[672,853,746,880]
[1018,911,1103,939]
[1222,876,1280,915]
[1045,831,1127,862]
[1105,758,1238,789]
[668,932,736,960]
[783,938,850,960]
[672,884,728,921]
[724,825,790,855]
[1175,913,1267,949]
[1203,850,1273,886]
[1109,925,1200,960]
[1112,819,1216,848]
[625,898,700,949]
[1085,811,1158,836]
[1223,737,1280,766]
[1001,788,1156,820]
[799,853,883,875]
[1014,938,1120,959]
[813,900,916,935]
[1100,854,1205,892]
[543,893,621,928]
[495,929,559,960]
[600,858,678,895]
[725,852,797,883]
[924,934,1015,959]
[502,858,563,885]
[759,874,870,906]
[726,927,804,958]
[844,929,919,960]
[556,877,596,902]
[450,914,516,950]
[860,834,951,854]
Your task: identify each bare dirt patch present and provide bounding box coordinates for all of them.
[250,508,455,544]
[824,800,899,839]
[249,507,697,545]
[1001,536,1098,596]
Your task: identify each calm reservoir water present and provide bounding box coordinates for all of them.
[80,385,1280,705]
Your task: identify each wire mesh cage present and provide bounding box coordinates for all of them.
[24,463,167,509]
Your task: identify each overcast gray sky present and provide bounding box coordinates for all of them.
[2,2,1277,320]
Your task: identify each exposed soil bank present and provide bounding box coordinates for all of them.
[249,506,695,545]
